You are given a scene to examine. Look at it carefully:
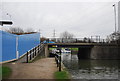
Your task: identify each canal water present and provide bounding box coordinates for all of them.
[61,52,120,80]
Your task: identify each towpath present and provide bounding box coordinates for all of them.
[4,58,57,79]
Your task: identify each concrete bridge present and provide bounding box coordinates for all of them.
[45,43,120,60]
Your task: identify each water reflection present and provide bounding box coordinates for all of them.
[61,53,120,79]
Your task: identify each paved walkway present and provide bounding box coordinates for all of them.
[5,58,57,79]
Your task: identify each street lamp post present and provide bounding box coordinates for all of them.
[113,4,117,33]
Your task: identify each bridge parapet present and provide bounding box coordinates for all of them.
[48,37,111,43]
[46,42,120,60]
[47,43,119,47]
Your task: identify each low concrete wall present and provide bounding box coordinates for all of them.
[91,45,120,60]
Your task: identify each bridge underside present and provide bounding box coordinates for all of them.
[77,47,92,59]
[48,44,94,59]
[47,43,120,60]
[48,44,94,48]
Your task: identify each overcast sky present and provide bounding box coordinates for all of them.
[0,0,119,38]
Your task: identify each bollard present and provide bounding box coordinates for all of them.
[26,51,28,63]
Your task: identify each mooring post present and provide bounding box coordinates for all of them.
[26,51,28,63]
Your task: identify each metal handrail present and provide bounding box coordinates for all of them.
[55,54,61,71]
[26,43,45,63]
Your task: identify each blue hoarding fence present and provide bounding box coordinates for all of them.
[2,31,17,62]
[0,30,40,62]
[0,31,2,62]
[18,33,40,57]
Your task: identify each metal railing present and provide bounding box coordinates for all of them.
[48,38,109,43]
[55,54,61,71]
[26,43,45,63]
[17,43,45,63]
[48,37,120,44]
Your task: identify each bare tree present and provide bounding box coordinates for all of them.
[60,31,74,43]
[25,28,35,33]
[40,37,47,42]
[8,27,24,33]
[106,31,120,43]
[83,37,92,43]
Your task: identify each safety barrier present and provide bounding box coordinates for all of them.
[55,53,61,71]
[26,43,45,63]
[16,43,45,63]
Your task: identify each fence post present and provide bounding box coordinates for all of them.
[30,50,32,60]
[35,47,36,56]
[59,55,61,71]
[37,45,39,54]
[39,45,41,53]
[38,45,40,53]
[26,51,28,63]
[33,48,34,58]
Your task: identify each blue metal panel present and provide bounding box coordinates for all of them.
[18,33,40,57]
[0,31,2,62]
[2,31,16,62]
[1,31,40,62]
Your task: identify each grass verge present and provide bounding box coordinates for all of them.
[54,70,71,81]
[71,48,78,51]
[2,66,12,79]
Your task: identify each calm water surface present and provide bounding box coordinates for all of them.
[61,53,120,79]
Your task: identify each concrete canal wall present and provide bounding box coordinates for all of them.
[90,45,120,60]
[77,45,120,60]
